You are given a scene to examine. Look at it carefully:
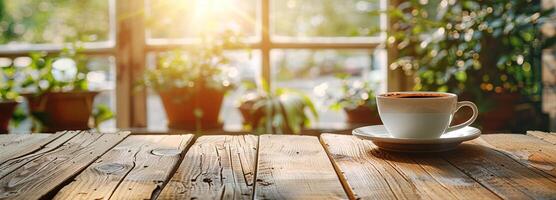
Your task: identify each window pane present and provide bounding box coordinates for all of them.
[88,56,117,131]
[146,51,260,131]
[0,0,112,44]
[271,0,383,38]
[271,49,386,128]
[146,0,258,39]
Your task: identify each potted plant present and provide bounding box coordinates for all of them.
[388,0,554,132]
[237,82,318,134]
[140,30,245,131]
[19,45,113,132]
[0,64,22,134]
[323,74,381,125]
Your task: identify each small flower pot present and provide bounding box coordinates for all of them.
[158,86,225,130]
[0,100,19,134]
[344,105,382,125]
[23,91,99,132]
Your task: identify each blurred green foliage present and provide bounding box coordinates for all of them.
[92,104,114,128]
[389,0,553,104]
[140,30,247,93]
[141,30,248,131]
[0,64,18,100]
[6,45,114,129]
[327,74,378,111]
[0,0,110,44]
[239,82,318,134]
[20,44,89,94]
[272,0,382,37]
[0,62,26,127]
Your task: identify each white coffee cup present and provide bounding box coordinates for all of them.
[376,92,478,139]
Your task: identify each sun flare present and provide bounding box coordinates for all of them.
[149,0,257,37]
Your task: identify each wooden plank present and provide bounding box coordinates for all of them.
[254,135,347,199]
[158,135,258,200]
[0,131,129,199]
[480,134,556,178]
[320,134,498,200]
[0,134,48,149]
[443,137,556,199]
[527,131,556,145]
[54,134,193,200]
[0,133,54,163]
[0,132,77,179]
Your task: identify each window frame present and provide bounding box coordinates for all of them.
[0,0,408,129]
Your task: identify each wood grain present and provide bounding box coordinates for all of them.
[54,134,193,200]
[527,131,556,145]
[443,137,556,199]
[320,133,498,200]
[0,131,129,199]
[0,132,76,179]
[480,134,556,178]
[0,133,58,164]
[255,135,347,200]
[158,135,258,200]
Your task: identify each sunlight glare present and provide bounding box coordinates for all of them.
[189,0,247,36]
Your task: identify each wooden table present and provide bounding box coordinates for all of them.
[0,131,555,199]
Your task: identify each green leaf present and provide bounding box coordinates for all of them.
[455,71,467,82]
[93,104,114,127]
[10,106,27,127]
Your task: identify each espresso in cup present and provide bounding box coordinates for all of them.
[376,92,478,139]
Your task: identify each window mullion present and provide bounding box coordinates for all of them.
[115,0,147,128]
[261,0,271,88]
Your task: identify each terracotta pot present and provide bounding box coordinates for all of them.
[158,87,225,130]
[24,91,99,132]
[344,105,382,125]
[0,100,19,134]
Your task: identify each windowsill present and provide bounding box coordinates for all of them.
[119,121,365,136]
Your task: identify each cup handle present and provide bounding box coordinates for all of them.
[445,101,478,133]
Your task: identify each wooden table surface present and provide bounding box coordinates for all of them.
[0,131,555,200]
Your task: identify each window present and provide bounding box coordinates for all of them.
[146,0,258,40]
[0,0,116,132]
[0,0,388,131]
[0,0,112,44]
[145,0,387,130]
[272,0,384,39]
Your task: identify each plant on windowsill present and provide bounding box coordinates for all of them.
[139,30,246,131]
[19,44,114,132]
[388,0,555,132]
[237,82,318,134]
[322,74,381,125]
[0,64,26,134]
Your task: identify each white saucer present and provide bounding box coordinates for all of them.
[352,125,481,152]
